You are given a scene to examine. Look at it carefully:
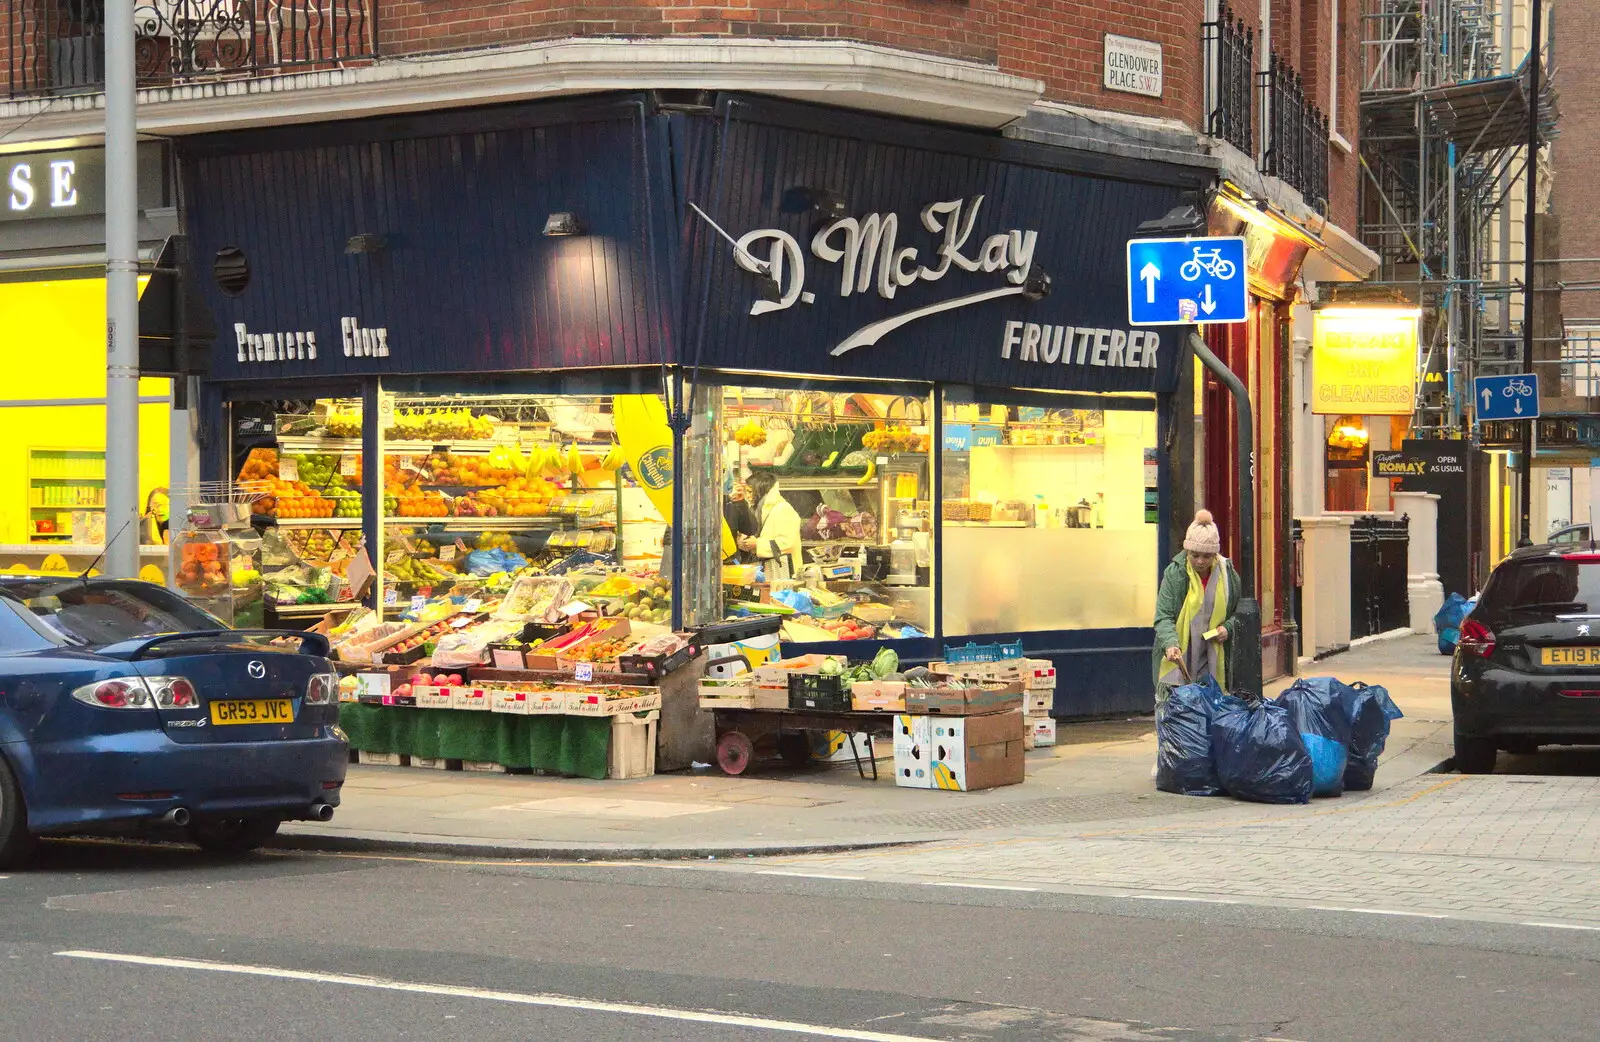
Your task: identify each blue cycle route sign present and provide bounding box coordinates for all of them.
[1126,236,1248,326]
[1473,373,1540,421]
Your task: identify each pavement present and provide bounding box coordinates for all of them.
[278,634,1456,859]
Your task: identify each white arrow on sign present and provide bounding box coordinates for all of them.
[1481,387,1492,410]
[1140,262,1160,303]
[1199,284,1216,315]
[1514,398,1523,415]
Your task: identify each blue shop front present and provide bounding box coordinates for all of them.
[183,93,1207,717]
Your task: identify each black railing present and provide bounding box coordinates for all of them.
[1259,51,1330,208]
[7,0,377,97]
[1203,7,1254,155]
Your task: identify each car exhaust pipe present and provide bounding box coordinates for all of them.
[306,803,335,822]
[160,807,191,827]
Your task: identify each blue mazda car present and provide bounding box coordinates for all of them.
[0,577,348,867]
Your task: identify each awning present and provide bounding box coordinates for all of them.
[138,236,216,377]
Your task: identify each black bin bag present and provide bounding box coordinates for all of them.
[1156,677,1226,797]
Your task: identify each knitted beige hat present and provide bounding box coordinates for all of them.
[1183,509,1222,554]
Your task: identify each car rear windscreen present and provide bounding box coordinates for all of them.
[0,580,224,647]
[1481,558,1600,614]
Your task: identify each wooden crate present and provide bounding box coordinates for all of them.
[609,710,660,779]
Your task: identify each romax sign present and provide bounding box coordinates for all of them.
[727,195,1161,374]
[732,196,1039,356]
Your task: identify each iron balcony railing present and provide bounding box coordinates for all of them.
[1203,7,1255,155]
[1259,51,1331,208]
[7,0,377,97]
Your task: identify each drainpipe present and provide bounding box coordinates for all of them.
[1189,329,1263,697]
[104,0,141,577]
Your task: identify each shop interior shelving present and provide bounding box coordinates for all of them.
[27,448,106,542]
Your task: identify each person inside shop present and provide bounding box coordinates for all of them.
[1152,509,1241,704]
[143,487,171,545]
[735,469,803,580]
[723,475,762,564]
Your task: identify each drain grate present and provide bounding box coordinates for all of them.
[846,791,1240,832]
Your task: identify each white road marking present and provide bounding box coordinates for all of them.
[757,871,866,881]
[1132,895,1239,905]
[920,882,1041,893]
[1344,908,1451,919]
[1520,921,1600,932]
[56,951,940,1041]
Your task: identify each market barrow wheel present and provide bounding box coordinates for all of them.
[716,731,754,776]
[187,816,280,857]
[0,755,36,870]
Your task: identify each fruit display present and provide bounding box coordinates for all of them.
[285,528,341,562]
[174,537,230,596]
[387,408,496,441]
[393,488,451,517]
[386,555,455,586]
[238,447,279,483]
[564,638,630,663]
[474,477,558,517]
[862,426,923,453]
[732,421,768,447]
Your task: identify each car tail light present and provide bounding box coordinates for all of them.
[71,679,153,709]
[144,676,199,709]
[304,672,339,706]
[1458,619,1496,658]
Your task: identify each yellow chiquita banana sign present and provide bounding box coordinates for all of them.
[612,395,736,558]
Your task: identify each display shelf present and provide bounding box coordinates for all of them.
[802,538,871,546]
[775,476,875,490]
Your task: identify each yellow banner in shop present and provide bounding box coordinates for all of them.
[612,395,737,559]
[1310,308,1420,416]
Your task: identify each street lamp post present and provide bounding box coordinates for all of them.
[104,0,142,576]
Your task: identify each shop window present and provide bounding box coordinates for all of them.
[1324,414,1369,512]
[715,384,934,642]
[219,392,671,631]
[941,402,1160,635]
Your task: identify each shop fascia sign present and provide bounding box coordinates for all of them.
[732,195,1041,356]
[233,316,389,363]
[3,148,105,222]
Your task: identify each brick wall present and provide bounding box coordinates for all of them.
[375,0,1206,125]
[1552,0,1600,324]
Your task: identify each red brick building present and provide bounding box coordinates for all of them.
[1,0,1375,685]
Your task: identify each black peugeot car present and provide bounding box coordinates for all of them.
[1452,543,1600,772]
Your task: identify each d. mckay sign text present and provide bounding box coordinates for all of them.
[730,196,1039,357]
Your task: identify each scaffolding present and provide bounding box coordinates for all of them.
[1356,0,1558,436]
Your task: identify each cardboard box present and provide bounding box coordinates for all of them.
[489,687,533,715]
[1029,717,1057,747]
[564,686,663,717]
[927,712,1026,791]
[1026,691,1054,717]
[892,713,932,789]
[904,681,1024,716]
[851,680,907,712]
[413,685,455,709]
[524,619,631,670]
[450,686,491,711]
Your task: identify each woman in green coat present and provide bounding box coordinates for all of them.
[1152,509,1241,703]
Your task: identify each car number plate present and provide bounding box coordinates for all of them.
[1541,646,1600,667]
[209,699,295,725]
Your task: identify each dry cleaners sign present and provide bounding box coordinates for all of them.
[1103,34,1164,98]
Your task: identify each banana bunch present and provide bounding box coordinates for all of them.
[600,443,625,471]
[325,409,362,439]
[732,421,767,447]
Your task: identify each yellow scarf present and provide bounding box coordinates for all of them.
[1160,558,1229,686]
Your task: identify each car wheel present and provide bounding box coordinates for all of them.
[1453,731,1498,774]
[186,817,280,857]
[0,756,36,870]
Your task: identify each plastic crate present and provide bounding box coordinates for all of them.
[618,642,695,680]
[788,672,852,711]
[942,640,1025,664]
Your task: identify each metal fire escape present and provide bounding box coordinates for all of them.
[1355,0,1557,436]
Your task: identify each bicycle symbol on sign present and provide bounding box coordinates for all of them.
[1502,378,1535,398]
[1180,247,1238,282]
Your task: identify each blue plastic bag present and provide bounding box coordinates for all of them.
[1156,677,1227,797]
[1210,698,1314,804]
[1434,593,1470,654]
[1338,682,1404,790]
[1275,678,1353,797]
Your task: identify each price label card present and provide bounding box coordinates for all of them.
[574,663,594,682]
[410,595,427,612]
[451,615,474,628]
[455,538,468,553]
[397,455,415,471]
[340,455,358,476]
[278,456,299,482]
[385,549,406,565]
[439,544,457,562]
[383,587,399,605]
[462,598,484,613]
